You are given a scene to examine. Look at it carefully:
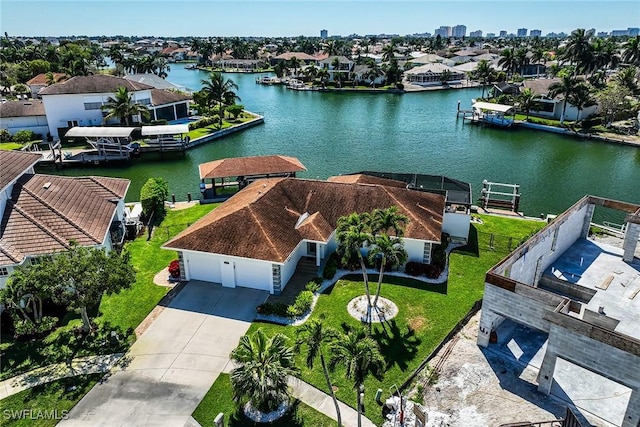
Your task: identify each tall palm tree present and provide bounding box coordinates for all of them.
[548,74,582,123]
[365,63,383,88]
[200,72,240,128]
[369,234,407,307]
[381,42,397,63]
[288,56,301,78]
[474,59,494,99]
[516,87,540,121]
[498,48,518,80]
[622,35,640,65]
[336,212,373,314]
[102,86,150,125]
[515,47,529,76]
[294,318,342,427]
[303,64,318,83]
[615,66,639,95]
[230,328,299,413]
[371,206,407,238]
[563,28,590,72]
[329,327,385,427]
[317,68,329,88]
[567,84,596,122]
[531,47,545,77]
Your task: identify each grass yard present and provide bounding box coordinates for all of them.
[187,114,258,140]
[0,142,24,150]
[244,214,544,425]
[192,374,336,427]
[1,374,102,427]
[0,203,218,381]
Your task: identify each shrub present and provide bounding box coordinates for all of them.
[226,104,244,120]
[12,129,35,144]
[140,177,169,222]
[323,253,339,279]
[395,82,404,90]
[405,261,424,276]
[287,290,314,317]
[168,260,180,278]
[13,316,58,338]
[305,281,321,293]
[0,129,11,142]
[424,264,442,279]
[256,302,289,316]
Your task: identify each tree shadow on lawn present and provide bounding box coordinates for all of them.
[227,400,307,427]
[371,319,421,372]
[324,274,448,295]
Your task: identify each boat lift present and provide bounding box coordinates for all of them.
[479,180,521,212]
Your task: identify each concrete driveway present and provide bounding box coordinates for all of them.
[59,281,268,427]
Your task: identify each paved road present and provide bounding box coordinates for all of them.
[59,281,268,427]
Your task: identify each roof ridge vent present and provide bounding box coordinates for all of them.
[295,212,310,229]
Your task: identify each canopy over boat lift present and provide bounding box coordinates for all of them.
[469,101,515,128]
[141,124,191,152]
[65,126,136,159]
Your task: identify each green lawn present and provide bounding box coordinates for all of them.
[188,115,258,140]
[243,214,544,425]
[192,374,336,427]
[1,374,101,427]
[514,114,575,127]
[0,203,218,381]
[0,142,23,150]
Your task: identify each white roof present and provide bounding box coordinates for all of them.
[405,62,460,75]
[141,124,189,136]
[472,102,514,113]
[65,127,136,137]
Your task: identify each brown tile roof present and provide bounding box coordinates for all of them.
[327,174,407,188]
[165,178,445,263]
[0,100,46,118]
[274,52,318,61]
[522,78,560,97]
[0,151,42,191]
[38,75,153,95]
[26,73,69,86]
[199,155,307,179]
[0,174,130,265]
[150,89,191,106]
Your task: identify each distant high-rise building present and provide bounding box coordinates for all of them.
[629,27,640,36]
[611,29,628,37]
[529,29,542,37]
[435,26,452,37]
[469,30,483,38]
[452,24,467,38]
[486,33,496,38]
[517,28,528,37]
[499,30,507,38]
[597,31,609,38]
[320,29,328,39]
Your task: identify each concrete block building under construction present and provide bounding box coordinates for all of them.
[478,195,640,427]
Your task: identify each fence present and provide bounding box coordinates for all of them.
[476,231,526,254]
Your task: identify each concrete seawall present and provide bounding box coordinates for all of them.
[187,114,264,148]
[515,121,640,148]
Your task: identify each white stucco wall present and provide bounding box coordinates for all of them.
[403,238,427,262]
[0,115,49,136]
[281,241,308,288]
[42,89,153,138]
[0,265,17,289]
[443,212,471,240]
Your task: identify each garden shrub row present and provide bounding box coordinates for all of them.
[286,290,314,317]
[405,261,443,279]
[188,115,219,131]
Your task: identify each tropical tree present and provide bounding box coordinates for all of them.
[440,69,452,86]
[329,327,385,427]
[516,87,540,121]
[474,59,494,98]
[531,47,545,77]
[52,244,136,332]
[548,74,583,123]
[597,83,632,126]
[368,234,407,307]
[303,64,318,83]
[199,72,240,129]
[288,56,301,78]
[563,28,591,73]
[498,48,518,80]
[295,318,341,426]
[615,66,639,95]
[622,35,640,65]
[101,86,150,125]
[381,42,397,63]
[365,63,383,88]
[317,68,329,88]
[230,328,300,413]
[568,84,596,122]
[0,263,57,329]
[336,212,373,313]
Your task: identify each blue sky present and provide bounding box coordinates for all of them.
[0,0,638,37]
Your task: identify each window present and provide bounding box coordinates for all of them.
[67,120,79,127]
[30,255,53,266]
[137,98,151,106]
[84,102,103,110]
[0,267,9,276]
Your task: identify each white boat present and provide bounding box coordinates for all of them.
[286,79,308,90]
[471,101,515,128]
[256,76,281,85]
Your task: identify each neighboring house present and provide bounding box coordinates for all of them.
[39,75,191,139]
[0,100,49,136]
[521,78,598,121]
[123,74,185,91]
[164,176,445,295]
[352,65,385,86]
[270,52,319,66]
[479,195,640,426]
[0,150,130,289]
[318,56,355,81]
[410,54,446,65]
[26,73,69,98]
[404,63,465,86]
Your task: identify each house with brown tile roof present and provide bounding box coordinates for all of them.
[0,100,49,136]
[26,72,69,98]
[164,177,445,294]
[0,151,130,288]
[39,75,191,139]
[517,78,599,122]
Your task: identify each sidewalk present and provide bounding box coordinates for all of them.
[0,353,123,400]
[288,376,377,427]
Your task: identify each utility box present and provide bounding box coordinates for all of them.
[213,413,224,427]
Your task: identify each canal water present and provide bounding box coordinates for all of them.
[48,64,640,222]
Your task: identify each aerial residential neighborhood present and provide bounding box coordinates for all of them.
[0,1,639,427]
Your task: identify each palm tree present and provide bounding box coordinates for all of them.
[568,84,596,122]
[615,66,639,95]
[329,327,385,427]
[516,87,540,121]
[548,74,582,124]
[368,234,407,307]
[622,35,640,65]
[474,59,494,98]
[365,63,383,88]
[381,42,396,63]
[200,72,240,129]
[102,86,150,125]
[515,47,529,76]
[563,29,591,72]
[371,206,407,238]
[230,328,299,413]
[531,47,545,77]
[303,64,318,83]
[336,212,373,315]
[498,48,518,80]
[295,319,342,427]
[288,56,301,78]
[317,68,329,88]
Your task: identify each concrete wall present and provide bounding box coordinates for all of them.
[0,265,17,289]
[443,212,470,240]
[507,203,589,286]
[281,241,307,289]
[404,238,427,263]
[0,115,49,136]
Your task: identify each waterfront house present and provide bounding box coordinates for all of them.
[521,78,598,121]
[270,52,319,66]
[26,73,69,98]
[0,100,49,137]
[404,63,465,86]
[164,176,445,294]
[0,150,130,288]
[319,56,355,82]
[39,75,191,139]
